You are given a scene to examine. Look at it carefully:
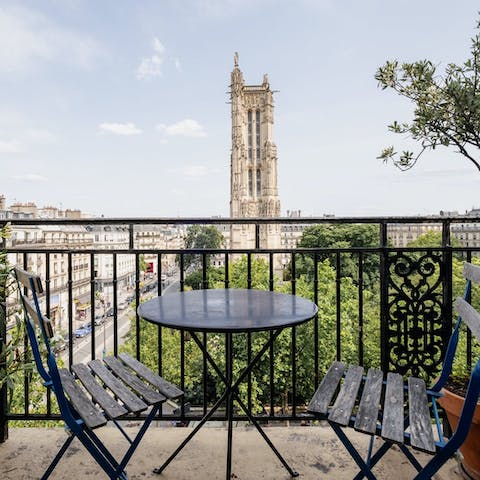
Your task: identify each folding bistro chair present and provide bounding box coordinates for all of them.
[14,267,184,479]
[307,262,480,479]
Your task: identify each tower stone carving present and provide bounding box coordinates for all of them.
[229,54,281,252]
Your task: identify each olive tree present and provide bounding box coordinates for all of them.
[376,18,480,172]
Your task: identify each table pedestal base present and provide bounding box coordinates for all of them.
[153,330,299,479]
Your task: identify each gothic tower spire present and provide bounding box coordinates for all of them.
[229,55,281,251]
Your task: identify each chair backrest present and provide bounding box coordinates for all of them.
[431,262,480,393]
[14,267,54,384]
[428,262,480,447]
[13,267,82,428]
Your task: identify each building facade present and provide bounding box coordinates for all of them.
[229,53,281,252]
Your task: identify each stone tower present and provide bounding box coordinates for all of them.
[229,53,281,251]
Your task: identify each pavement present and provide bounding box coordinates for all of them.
[0,423,463,480]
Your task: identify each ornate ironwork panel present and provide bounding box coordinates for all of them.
[387,252,445,378]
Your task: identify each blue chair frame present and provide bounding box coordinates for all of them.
[14,267,183,479]
[308,262,480,480]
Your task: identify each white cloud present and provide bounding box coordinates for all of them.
[12,174,48,182]
[0,139,22,153]
[99,122,142,135]
[156,119,207,138]
[136,37,166,79]
[0,6,103,73]
[174,57,182,71]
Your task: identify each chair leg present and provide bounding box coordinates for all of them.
[76,429,125,479]
[41,407,161,479]
[82,426,126,474]
[41,434,75,480]
[330,423,377,480]
[352,440,394,480]
[399,444,423,472]
[413,445,457,480]
[116,405,160,475]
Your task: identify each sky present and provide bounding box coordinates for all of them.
[1,0,479,218]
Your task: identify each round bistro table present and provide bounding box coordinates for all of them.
[138,288,318,479]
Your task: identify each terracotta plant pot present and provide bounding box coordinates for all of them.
[438,387,480,480]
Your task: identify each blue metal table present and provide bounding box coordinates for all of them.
[138,288,318,479]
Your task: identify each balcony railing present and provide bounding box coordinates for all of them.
[1,216,479,436]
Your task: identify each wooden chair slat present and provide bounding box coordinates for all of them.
[328,365,364,426]
[118,353,183,399]
[408,377,435,453]
[21,294,54,338]
[72,363,128,419]
[307,361,346,415]
[14,267,43,293]
[88,359,148,413]
[455,297,480,342]
[354,368,383,434]
[58,368,106,429]
[104,356,165,405]
[381,372,404,444]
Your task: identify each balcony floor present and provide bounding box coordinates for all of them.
[0,423,461,479]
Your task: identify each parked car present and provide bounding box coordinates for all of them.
[74,323,92,338]
[94,314,105,326]
[105,307,114,317]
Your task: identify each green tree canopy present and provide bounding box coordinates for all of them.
[406,230,460,248]
[178,225,224,271]
[376,18,480,172]
[293,224,380,285]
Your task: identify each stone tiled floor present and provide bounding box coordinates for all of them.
[0,424,463,479]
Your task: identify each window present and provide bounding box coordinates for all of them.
[248,110,252,162]
[255,110,260,162]
[248,170,253,197]
[256,169,261,196]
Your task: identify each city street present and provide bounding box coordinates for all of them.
[61,274,180,364]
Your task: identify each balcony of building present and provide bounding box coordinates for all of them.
[0,215,478,479]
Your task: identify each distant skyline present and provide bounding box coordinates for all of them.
[1,1,479,218]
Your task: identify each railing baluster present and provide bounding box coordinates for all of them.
[112,252,118,358]
[358,251,364,365]
[90,254,96,360]
[157,253,162,378]
[67,252,73,369]
[90,253,96,359]
[224,252,229,288]
[269,252,275,417]
[45,252,51,416]
[380,222,388,371]
[313,252,319,390]
[335,252,341,362]
[202,252,208,289]
[466,250,473,372]
[22,253,29,416]
[203,332,207,416]
[179,254,185,292]
[135,253,140,361]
